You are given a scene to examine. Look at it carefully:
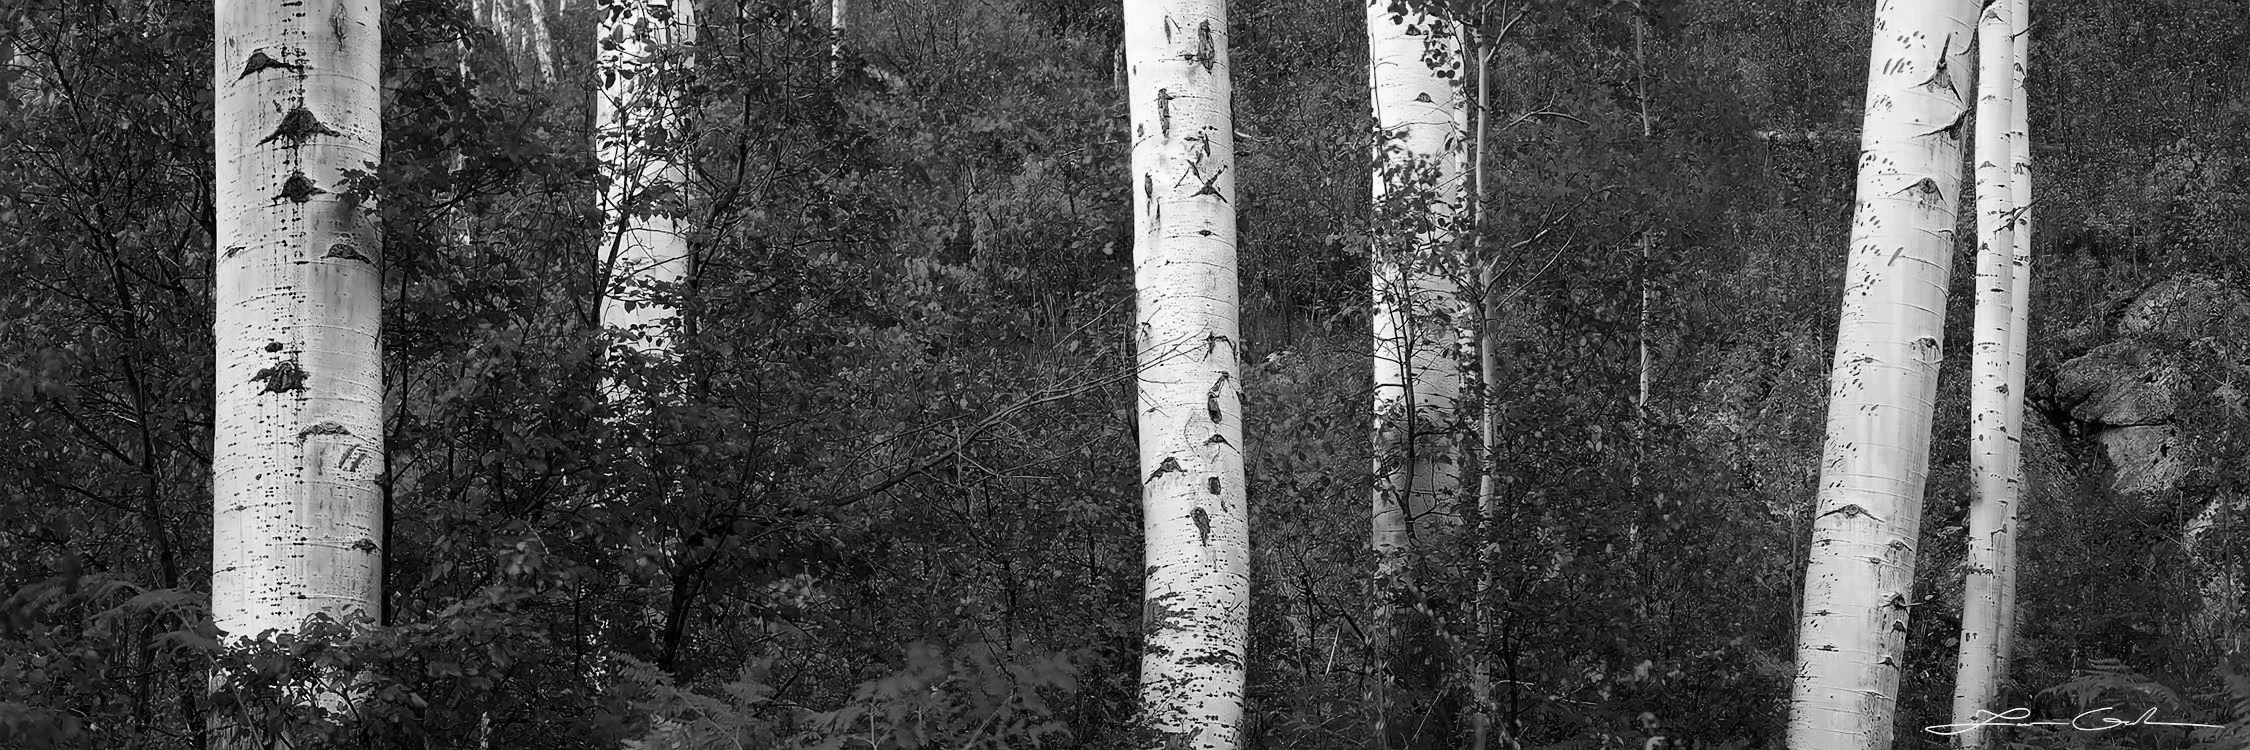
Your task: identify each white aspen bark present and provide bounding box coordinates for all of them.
[1368,4,1469,743]
[211,0,385,644]
[6,40,40,107]
[1788,2,1974,748]
[1948,3,2019,744]
[1125,2,1248,748]
[1469,37,1499,750]
[474,0,558,83]
[1633,12,1655,418]
[596,0,695,382]
[1995,0,2031,675]
[830,0,850,77]
[1369,0,1470,568]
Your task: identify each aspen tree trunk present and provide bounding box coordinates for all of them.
[473,0,557,83]
[1948,2,2019,744]
[1627,1,1656,632]
[1632,9,1655,418]
[1788,2,1974,748]
[211,0,384,650]
[596,0,695,383]
[1468,35,1500,750]
[1368,0,1469,566]
[1368,2,1469,743]
[1996,0,2031,676]
[830,0,849,77]
[1124,2,1249,747]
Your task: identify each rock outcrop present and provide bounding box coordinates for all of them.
[2054,274,2250,497]
[2052,273,2250,653]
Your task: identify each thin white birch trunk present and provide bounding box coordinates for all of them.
[1125,2,1248,747]
[831,0,850,77]
[211,0,385,645]
[1468,35,1500,750]
[596,0,695,384]
[1788,2,1974,748]
[1948,2,2019,743]
[1633,12,1655,418]
[1996,0,2032,676]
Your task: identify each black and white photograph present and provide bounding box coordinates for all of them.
[2,0,2247,747]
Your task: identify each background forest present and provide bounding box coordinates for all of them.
[4,0,2250,748]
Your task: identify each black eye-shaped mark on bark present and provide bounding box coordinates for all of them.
[1203,333,1233,359]
[1917,33,1958,97]
[1892,177,1943,205]
[261,107,341,147]
[1193,169,1228,202]
[1816,503,1870,520]
[238,50,301,79]
[252,360,308,393]
[277,172,325,204]
[1921,106,1969,141]
[1157,88,1174,137]
[1193,21,1215,73]
[1148,456,1185,481]
[324,243,370,263]
[298,422,350,442]
[1206,372,1229,423]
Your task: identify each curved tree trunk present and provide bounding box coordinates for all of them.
[211,0,385,642]
[1788,1,1973,748]
[1368,1,1469,743]
[1949,1,2021,744]
[1124,1,1249,747]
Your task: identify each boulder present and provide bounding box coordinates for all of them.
[2117,273,2250,338]
[2053,340,2185,427]
[2096,425,2184,497]
[2054,274,2250,497]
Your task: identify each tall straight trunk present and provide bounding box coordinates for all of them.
[596,0,695,381]
[1787,2,1973,748]
[1124,1,1249,747]
[1632,10,1655,418]
[830,0,849,76]
[474,0,558,83]
[1368,0,1470,564]
[211,0,385,647]
[1468,33,1499,750]
[1948,1,2020,744]
[1367,1,1469,743]
[1996,0,2032,677]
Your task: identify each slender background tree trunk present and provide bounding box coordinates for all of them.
[1948,1,2021,743]
[1996,0,2032,684]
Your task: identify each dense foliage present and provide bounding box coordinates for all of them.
[2,0,2247,748]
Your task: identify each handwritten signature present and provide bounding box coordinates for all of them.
[1926,706,2225,736]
